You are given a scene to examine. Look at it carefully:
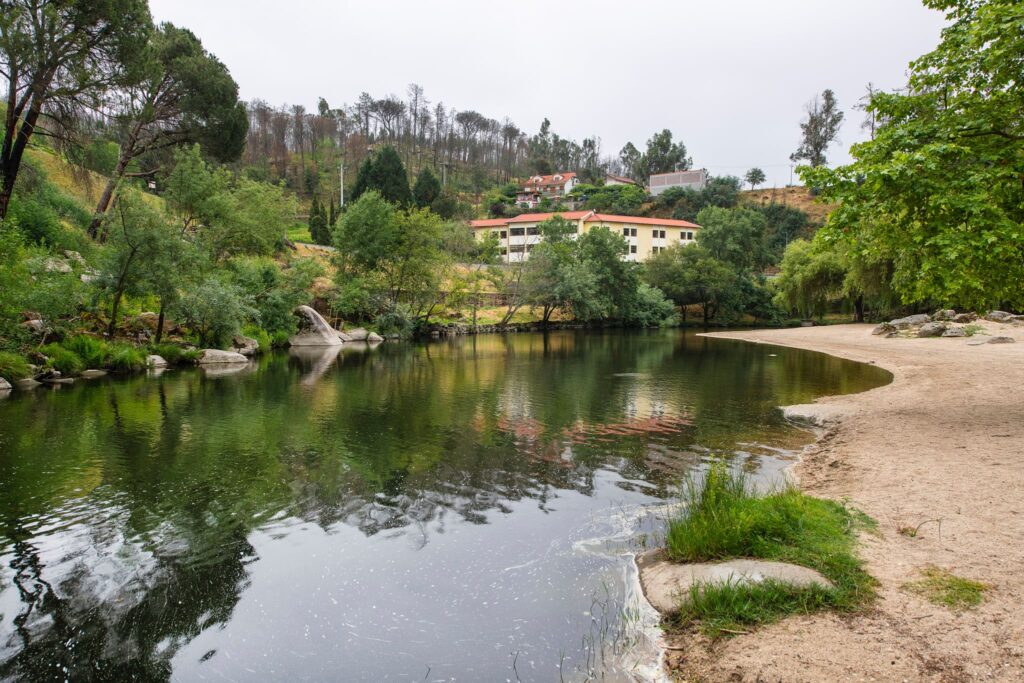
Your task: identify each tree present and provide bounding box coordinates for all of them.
[801,0,1024,311]
[87,22,247,237]
[412,167,441,209]
[0,0,153,219]
[205,179,297,259]
[174,278,256,347]
[97,191,180,336]
[308,194,330,245]
[643,129,691,176]
[644,244,740,325]
[366,145,412,206]
[744,167,766,190]
[772,239,846,319]
[790,89,844,167]
[695,206,770,272]
[618,142,643,183]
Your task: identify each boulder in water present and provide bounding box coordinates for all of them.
[196,349,248,364]
[289,305,343,347]
[230,335,260,356]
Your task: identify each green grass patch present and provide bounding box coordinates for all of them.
[39,343,85,375]
[0,351,32,382]
[665,464,876,637]
[286,225,313,244]
[903,566,988,610]
[62,335,109,369]
[241,325,271,354]
[106,343,147,372]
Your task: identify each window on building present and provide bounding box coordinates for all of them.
[526,226,539,236]
[654,229,666,239]
[627,227,637,237]
[623,227,629,237]
[500,230,507,239]
[499,247,507,255]
[630,244,637,254]
[510,227,525,236]
[509,244,526,253]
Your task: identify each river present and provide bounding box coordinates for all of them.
[0,329,890,681]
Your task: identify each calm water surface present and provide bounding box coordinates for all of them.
[0,330,890,682]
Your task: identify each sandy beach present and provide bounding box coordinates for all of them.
[665,322,1024,682]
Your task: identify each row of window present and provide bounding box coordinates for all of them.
[492,226,698,242]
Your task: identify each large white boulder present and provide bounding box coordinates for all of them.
[196,349,249,364]
[289,305,343,347]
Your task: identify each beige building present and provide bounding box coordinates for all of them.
[470,211,700,263]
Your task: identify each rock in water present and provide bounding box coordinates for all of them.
[917,322,947,337]
[0,377,11,393]
[80,369,108,378]
[890,313,931,329]
[636,550,833,616]
[147,355,168,368]
[289,305,343,347]
[196,349,249,364]
[230,335,260,356]
[366,332,384,343]
[344,327,370,341]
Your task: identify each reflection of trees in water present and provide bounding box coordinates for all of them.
[0,330,889,678]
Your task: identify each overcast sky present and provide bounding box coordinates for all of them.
[149,0,948,187]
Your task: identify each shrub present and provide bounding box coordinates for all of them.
[148,343,187,365]
[39,343,85,375]
[0,351,31,381]
[270,330,291,348]
[242,324,271,354]
[62,335,109,369]
[106,343,147,372]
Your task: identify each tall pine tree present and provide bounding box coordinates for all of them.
[309,194,330,245]
[412,167,442,209]
[328,196,338,227]
[350,157,374,204]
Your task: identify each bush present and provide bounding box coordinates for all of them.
[148,342,186,365]
[0,351,31,381]
[106,343,147,372]
[39,343,85,375]
[174,279,257,348]
[270,330,291,348]
[624,283,678,327]
[242,324,271,354]
[62,335,109,369]
[374,305,414,338]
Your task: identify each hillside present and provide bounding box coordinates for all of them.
[740,185,835,224]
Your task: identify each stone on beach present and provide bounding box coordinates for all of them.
[889,313,931,329]
[916,322,946,337]
[637,550,833,616]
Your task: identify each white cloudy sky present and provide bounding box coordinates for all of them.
[149,0,948,187]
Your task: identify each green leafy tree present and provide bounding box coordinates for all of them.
[642,129,691,176]
[205,179,297,259]
[744,167,766,190]
[644,244,740,325]
[174,278,256,347]
[0,0,153,219]
[349,157,373,204]
[88,22,246,236]
[695,206,770,272]
[163,144,228,234]
[801,0,1024,311]
[412,167,442,209]
[308,194,330,245]
[772,239,846,319]
[367,145,412,206]
[790,89,844,167]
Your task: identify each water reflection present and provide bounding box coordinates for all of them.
[0,330,890,681]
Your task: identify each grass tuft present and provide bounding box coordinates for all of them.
[903,566,988,610]
[0,351,32,382]
[664,463,876,637]
[106,343,147,372]
[39,343,84,375]
[62,334,109,369]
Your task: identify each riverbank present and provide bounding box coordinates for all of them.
[662,323,1024,681]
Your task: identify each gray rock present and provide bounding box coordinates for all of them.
[872,322,896,336]
[932,309,956,321]
[637,551,833,616]
[366,331,384,343]
[917,322,947,337]
[987,336,1016,344]
[42,377,74,385]
[952,312,978,323]
[80,369,108,378]
[63,250,86,266]
[0,377,11,392]
[79,272,97,284]
[42,257,72,273]
[289,305,344,347]
[196,349,249,364]
[21,319,44,333]
[15,378,41,390]
[335,330,355,342]
[985,310,1013,322]
[147,355,168,368]
[344,327,370,341]
[890,313,931,329]
[941,326,966,337]
[230,335,259,356]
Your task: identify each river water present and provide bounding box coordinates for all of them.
[0,330,890,681]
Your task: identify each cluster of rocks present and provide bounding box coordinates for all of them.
[872,309,1019,344]
[289,305,384,346]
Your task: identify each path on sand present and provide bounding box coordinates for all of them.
[667,323,1024,682]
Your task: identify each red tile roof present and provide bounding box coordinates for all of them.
[520,172,577,189]
[470,211,700,229]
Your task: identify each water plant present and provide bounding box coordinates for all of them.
[665,463,876,636]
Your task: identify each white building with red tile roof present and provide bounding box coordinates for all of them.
[515,173,578,208]
[470,211,700,263]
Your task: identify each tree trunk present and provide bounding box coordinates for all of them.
[854,295,865,323]
[89,147,135,239]
[107,287,124,338]
[155,301,166,344]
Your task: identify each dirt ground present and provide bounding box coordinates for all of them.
[663,322,1024,683]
